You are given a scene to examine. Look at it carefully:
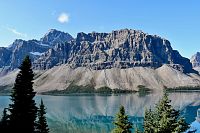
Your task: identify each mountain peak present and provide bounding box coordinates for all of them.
[46,29,62,35]
[40,29,74,46]
[191,52,200,68]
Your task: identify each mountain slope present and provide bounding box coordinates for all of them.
[32,64,200,92]
[1,64,200,93]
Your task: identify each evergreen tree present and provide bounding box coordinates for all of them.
[0,108,9,132]
[8,56,37,133]
[143,92,188,133]
[112,105,132,133]
[143,108,155,133]
[36,99,49,133]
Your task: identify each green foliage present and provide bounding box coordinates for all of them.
[8,56,38,133]
[112,105,132,133]
[143,108,155,133]
[143,92,188,133]
[36,99,49,133]
[113,89,135,94]
[42,85,136,95]
[164,86,200,93]
[137,85,151,97]
[96,86,112,93]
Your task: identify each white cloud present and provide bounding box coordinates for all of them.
[6,27,27,38]
[58,13,69,23]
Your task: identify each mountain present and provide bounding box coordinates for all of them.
[0,28,200,92]
[33,29,194,73]
[0,29,74,71]
[191,52,200,68]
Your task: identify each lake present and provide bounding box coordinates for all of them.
[0,92,200,133]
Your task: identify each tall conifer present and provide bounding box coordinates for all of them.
[143,92,188,133]
[8,56,37,133]
[112,105,132,133]
[36,99,49,133]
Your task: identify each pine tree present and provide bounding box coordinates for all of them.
[143,92,188,133]
[0,108,9,132]
[8,56,37,133]
[143,108,155,133]
[36,99,49,133]
[112,105,132,133]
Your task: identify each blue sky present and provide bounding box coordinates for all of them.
[0,0,199,58]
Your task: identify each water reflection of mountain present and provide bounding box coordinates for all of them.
[1,92,200,133]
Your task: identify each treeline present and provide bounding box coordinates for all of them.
[0,56,49,133]
[111,92,189,133]
[42,85,136,95]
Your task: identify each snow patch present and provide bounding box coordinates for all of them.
[30,52,44,56]
[39,43,50,47]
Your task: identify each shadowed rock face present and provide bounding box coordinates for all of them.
[191,52,200,68]
[0,47,11,68]
[33,29,193,73]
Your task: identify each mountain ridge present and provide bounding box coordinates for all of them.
[0,29,73,71]
[0,28,200,92]
[33,29,194,73]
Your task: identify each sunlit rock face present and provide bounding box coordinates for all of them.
[191,52,200,68]
[33,29,194,73]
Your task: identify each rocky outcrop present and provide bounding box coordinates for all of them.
[33,43,71,69]
[0,29,74,71]
[9,39,50,69]
[33,29,194,73]
[191,52,200,68]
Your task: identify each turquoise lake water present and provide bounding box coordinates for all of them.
[0,92,200,133]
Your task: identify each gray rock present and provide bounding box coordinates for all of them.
[33,29,194,73]
[0,29,74,71]
[0,47,11,68]
[40,29,74,46]
[191,52,200,68]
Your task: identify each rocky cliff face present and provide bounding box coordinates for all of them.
[0,47,11,68]
[191,52,200,68]
[0,28,195,74]
[0,29,73,71]
[33,29,193,73]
